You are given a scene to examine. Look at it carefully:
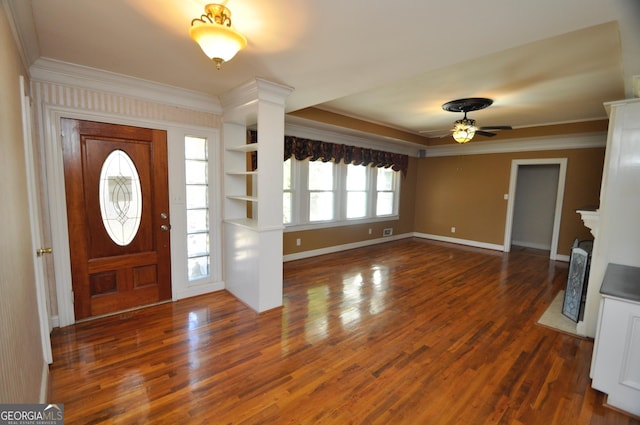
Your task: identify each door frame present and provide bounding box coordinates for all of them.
[503,158,567,260]
[20,76,53,364]
[62,119,173,319]
[41,105,222,326]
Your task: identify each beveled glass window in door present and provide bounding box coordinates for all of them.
[99,149,142,246]
[185,136,210,281]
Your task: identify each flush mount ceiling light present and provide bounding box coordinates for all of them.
[189,3,247,70]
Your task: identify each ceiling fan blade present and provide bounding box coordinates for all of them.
[478,125,512,131]
[475,130,497,137]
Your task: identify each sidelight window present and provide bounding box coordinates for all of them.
[185,136,210,281]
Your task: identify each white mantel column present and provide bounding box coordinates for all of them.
[580,98,640,337]
[220,78,293,312]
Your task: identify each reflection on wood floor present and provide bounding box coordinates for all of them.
[48,238,640,424]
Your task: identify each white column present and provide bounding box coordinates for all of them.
[220,79,293,312]
[581,98,640,337]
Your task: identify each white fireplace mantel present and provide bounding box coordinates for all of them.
[576,208,600,239]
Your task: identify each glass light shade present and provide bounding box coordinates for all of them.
[189,23,247,64]
[452,128,475,143]
[452,119,476,144]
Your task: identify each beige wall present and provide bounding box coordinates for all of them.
[285,109,606,259]
[0,6,46,402]
[414,148,605,256]
[283,139,604,259]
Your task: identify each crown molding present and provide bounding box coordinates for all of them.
[2,0,40,71]
[220,78,294,124]
[29,57,222,114]
[422,132,607,157]
[220,78,294,109]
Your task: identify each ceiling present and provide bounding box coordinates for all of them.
[8,0,640,143]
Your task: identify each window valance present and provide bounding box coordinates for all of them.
[248,130,408,176]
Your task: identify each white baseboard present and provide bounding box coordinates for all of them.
[511,240,552,251]
[284,232,508,262]
[40,361,49,403]
[413,232,505,252]
[556,254,570,262]
[50,315,59,329]
[283,233,413,262]
[174,281,225,300]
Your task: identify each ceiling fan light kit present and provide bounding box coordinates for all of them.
[452,118,476,143]
[189,3,247,70]
[442,97,512,144]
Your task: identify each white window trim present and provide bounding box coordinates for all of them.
[184,135,212,284]
[284,158,401,232]
[170,127,224,300]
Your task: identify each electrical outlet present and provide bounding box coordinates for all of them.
[296,238,301,246]
[383,228,393,237]
[368,228,372,235]
[451,227,456,233]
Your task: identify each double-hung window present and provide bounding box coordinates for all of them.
[308,160,335,222]
[375,167,396,216]
[284,158,400,228]
[346,164,367,219]
[283,158,293,224]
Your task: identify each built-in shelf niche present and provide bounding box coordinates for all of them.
[224,139,258,227]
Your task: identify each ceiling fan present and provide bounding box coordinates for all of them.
[440,97,512,143]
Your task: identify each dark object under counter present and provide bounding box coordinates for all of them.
[600,263,640,303]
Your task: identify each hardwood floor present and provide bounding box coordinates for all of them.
[48,238,640,424]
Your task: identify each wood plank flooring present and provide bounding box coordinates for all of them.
[48,238,640,424]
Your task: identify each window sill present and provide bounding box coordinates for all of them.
[284,215,399,232]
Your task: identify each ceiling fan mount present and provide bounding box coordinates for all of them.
[442,97,494,113]
[441,97,512,143]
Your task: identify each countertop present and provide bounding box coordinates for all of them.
[600,263,640,303]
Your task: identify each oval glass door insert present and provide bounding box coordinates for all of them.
[99,149,142,246]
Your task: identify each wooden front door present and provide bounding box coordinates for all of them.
[62,119,171,320]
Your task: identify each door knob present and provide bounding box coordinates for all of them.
[36,247,53,256]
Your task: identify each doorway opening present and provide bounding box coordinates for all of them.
[504,158,567,260]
